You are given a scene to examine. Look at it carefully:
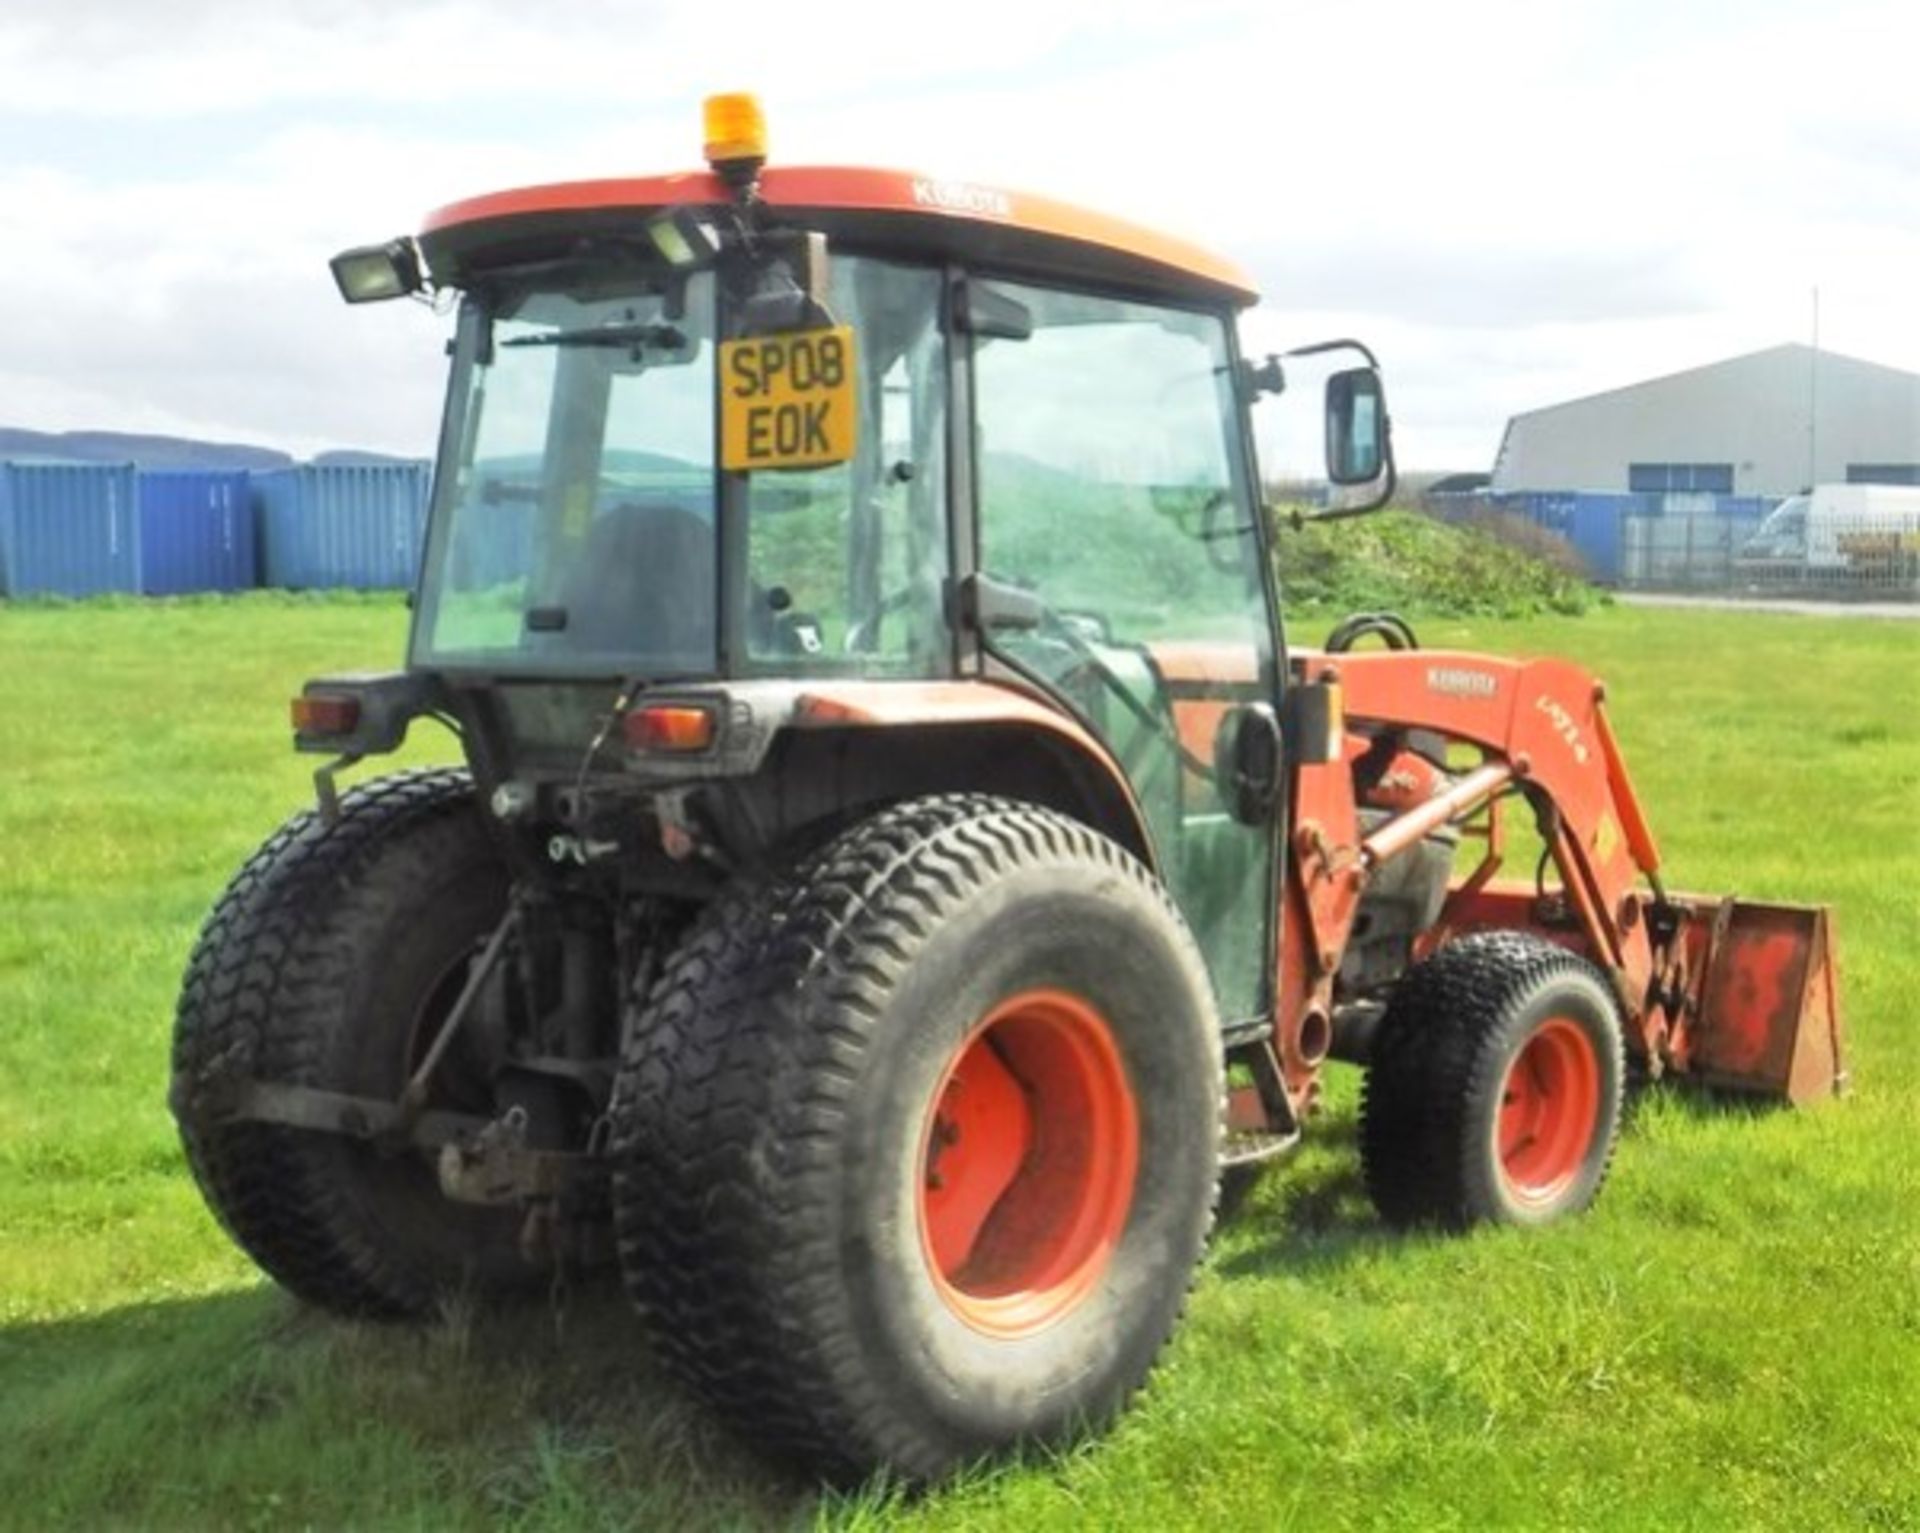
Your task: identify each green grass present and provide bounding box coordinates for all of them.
[1,592,1916,1530]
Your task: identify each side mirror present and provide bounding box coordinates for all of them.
[1325,367,1388,485]
[1213,703,1283,825]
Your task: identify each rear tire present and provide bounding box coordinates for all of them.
[1360,931,1624,1230]
[608,795,1223,1483]
[171,769,542,1318]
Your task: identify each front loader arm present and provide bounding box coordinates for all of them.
[1274,648,1843,1110]
[1316,649,1662,1001]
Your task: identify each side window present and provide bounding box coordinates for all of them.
[742,259,948,673]
[972,280,1275,1020]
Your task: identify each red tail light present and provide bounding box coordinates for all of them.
[623,704,717,753]
[292,694,361,736]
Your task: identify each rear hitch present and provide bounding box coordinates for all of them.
[435,1105,581,1204]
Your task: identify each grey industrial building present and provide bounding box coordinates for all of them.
[1491,344,1920,496]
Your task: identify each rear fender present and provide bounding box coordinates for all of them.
[772,680,1156,868]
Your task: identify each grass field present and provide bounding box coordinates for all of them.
[1,593,1915,1530]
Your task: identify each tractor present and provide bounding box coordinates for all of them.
[169,95,1844,1484]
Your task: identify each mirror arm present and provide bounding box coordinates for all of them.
[1282,336,1383,369]
[1273,435,1397,529]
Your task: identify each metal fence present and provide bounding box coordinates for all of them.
[1434,488,1920,603]
[1729,513,1920,600]
[1621,513,1763,591]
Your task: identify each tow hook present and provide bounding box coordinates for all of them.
[548,834,618,865]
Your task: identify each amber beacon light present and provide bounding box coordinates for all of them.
[703,92,768,171]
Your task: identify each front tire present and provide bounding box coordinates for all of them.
[1360,931,1625,1230]
[171,769,542,1317]
[608,796,1223,1483]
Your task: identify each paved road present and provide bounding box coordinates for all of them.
[1617,592,1920,621]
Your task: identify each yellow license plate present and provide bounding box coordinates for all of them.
[720,325,858,472]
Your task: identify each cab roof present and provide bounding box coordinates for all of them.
[418,165,1259,308]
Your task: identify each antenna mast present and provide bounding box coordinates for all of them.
[1807,286,1820,490]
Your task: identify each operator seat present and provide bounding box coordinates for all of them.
[564,502,714,664]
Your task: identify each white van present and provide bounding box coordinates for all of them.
[1741,484,1920,570]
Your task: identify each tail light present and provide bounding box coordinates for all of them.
[292,694,362,736]
[624,704,716,753]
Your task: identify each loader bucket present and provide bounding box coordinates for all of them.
[1680,899,1845,1104]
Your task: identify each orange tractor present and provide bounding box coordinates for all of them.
[169,96,1843,1483]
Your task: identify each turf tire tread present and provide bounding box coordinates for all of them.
[608,794,1222,1482]
[171,767,499,1318]
[1359,929,1625,1230]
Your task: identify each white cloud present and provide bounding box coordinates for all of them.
[0,0,1916,468]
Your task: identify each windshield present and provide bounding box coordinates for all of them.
[411,255,949,678]
[1744,495,1809,556]
[413,271,719,673]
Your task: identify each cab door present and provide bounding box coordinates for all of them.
[965,278,1278,1025]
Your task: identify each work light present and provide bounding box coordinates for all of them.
[645,207,722,269]
[329,238,424,304]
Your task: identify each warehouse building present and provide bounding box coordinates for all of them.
[1491,344,1920,497]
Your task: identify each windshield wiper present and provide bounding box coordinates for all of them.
[502,322,687,351]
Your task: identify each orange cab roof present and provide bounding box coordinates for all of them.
[419,165,1259,307]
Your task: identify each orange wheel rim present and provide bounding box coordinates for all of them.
[915,988,1139,1339]
[1497,1017,1601,1206]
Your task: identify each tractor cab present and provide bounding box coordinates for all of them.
[312,95,1391,1028]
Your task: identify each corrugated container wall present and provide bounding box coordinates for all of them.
[0,461,141,597]
[1565,493,1645,585]
[255,463,432,590]
[139,469,255,594]
[1492,490,1643,584]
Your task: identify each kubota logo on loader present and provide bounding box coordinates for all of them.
[1426,665,1498,699]
[721,326,858,471]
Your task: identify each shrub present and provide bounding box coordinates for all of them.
[1271,508,1599,617]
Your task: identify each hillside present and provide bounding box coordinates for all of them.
[0,429,419,471]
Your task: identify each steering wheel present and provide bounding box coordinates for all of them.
[1196,489,1256,576]
[1011,602,1211,779]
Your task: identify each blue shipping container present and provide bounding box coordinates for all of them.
[1505,491,1577,536]
[1491,490,1644,584]
[1566,492,1646,585]
[256,462,432,590]
[1499,490,1779,584]
[0,461,141,597]
[139,469,255,594]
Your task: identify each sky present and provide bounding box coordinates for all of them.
[3,0,1917,471]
